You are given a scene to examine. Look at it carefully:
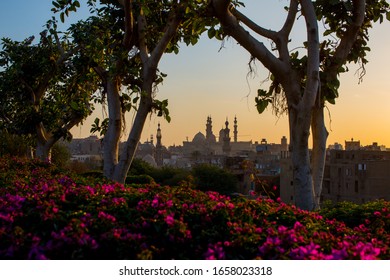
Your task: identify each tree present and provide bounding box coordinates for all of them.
[0,22,98,160]
[209,0,389,210]
[192,163,238,194]
[311,0,390,208]
[54,0,214,183]
[210,0,320,210]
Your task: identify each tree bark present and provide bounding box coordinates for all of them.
[36,141,52,161]
[103,78,122,179]
[288,105,315,211]
[113,88,152,184]
[311,102,328,209]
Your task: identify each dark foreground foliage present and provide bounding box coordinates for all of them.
[0,157,389,259]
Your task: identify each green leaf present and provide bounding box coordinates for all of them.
[60,12,65,23]
[327,98,336,105]
[386,11,390,21]
[208,28,216,39]
[255,98,269,114]
[70,101,79,110]
[52,1,60,9]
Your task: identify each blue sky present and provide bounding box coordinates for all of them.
[1,1,390,148]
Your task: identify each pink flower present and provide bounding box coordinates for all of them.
[166,200,173,208]
[151,198,159,208]
[293,221,302,230]
[373,211,381,217]
[165,213,175,227]
[255,227,263,234]
[98,211,116,223]
[204,243,225,260]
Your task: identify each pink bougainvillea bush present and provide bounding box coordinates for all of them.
[0,157,389,259]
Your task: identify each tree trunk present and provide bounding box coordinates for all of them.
[113,92,152,184]
[289,108,315,211]
[35,141,52,161]
[103,78,122,179]
[35,123,55,161]
[311,103,328,209]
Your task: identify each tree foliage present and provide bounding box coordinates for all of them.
[0,21,98,159]
[51,0,223,183]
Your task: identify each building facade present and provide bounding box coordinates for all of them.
[280,143,390,205]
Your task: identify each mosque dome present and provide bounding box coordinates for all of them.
[192,132,206,144]
[142,154,157,167]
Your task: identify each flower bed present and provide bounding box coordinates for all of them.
[0,157,389,259]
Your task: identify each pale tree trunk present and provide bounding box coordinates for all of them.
[106,11,181,184]
[311,102,328,209]
[35,142,52,161]
[289,106,316,211]
[35,123,55,161]
[103,78,122,179]
[113,88,152,184]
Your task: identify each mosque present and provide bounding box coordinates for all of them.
[182,116,254,156]
[135,115,288,169]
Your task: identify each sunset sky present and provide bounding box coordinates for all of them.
[1,1,389,148]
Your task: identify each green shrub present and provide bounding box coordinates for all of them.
[192,164,238,194]
[126,174,155,185]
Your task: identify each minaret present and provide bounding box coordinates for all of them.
[233,116,238,143]
[155,123,163,166]
[205,115,216,143]
[222,118,231,155]
[206,116,212,139]
[281,136,288,151]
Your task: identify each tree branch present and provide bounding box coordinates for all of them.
[328,0,366,73]
[280,0,299,37]
[278,0,299,64]
[149,10,181,71]
[300,0,320,107]
[230,6,277,40]
[137,11,149,64]
[93,65,108,82]
[210,0,288,78]
[123,0,134,49]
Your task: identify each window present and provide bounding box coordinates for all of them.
[358,163,367,171]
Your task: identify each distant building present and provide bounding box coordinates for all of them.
[65,135,102,155]
[345,138,361,151]
[322,149,390,203]
[181,116,254,158]
[328,142,343,150]
[254,137,288,175]
[280,139,390,205]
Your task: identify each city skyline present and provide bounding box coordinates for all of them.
[1,1,389,148]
